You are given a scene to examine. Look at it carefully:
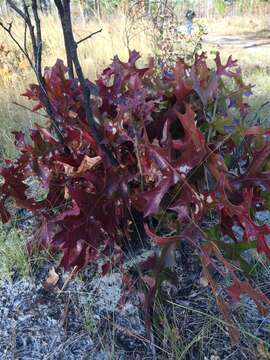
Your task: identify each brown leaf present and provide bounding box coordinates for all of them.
[44,267,60,293]
[62,156,101,178]
[68,110,78,119]
[199,276,209,287]
[75,155,101,175]
[63,163,74,176]
[64,185,70,200]
[257,340,270,359]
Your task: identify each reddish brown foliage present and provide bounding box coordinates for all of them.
[1,51,269,342]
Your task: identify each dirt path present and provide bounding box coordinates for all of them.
[204,33,270,49]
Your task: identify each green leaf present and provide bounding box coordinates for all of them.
[216,239,257,260]
[239,258,256,276]
[207,226,257,275]
[215,239,257,275]
[157,268,178,287]
[212,115,232,134]
[261,191,270,211]
[199,122,210,134]
[224,154,232,168]
[231,132,243,147]
[206,225,221,241]
[159,100,169,111]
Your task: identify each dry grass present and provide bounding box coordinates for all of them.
[203,14,270,36]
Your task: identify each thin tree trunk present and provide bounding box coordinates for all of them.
[54,0,117,165]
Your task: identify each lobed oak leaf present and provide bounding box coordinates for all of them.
[228,279,270,316]
[144,224,182,246]
[214,52,238,77]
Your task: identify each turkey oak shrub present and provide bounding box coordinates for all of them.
[0,51,270,342]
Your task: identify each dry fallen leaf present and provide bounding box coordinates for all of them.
[199,276,209,287]
[64,185,70,200]
[62,156,101,178]
[257,340,270,359]
[75,155,101,175]
[63,163,74,176]
[44,267,60,293]
[68,110,78,119]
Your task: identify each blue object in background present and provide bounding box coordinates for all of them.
[187,19,193,34]
[185,9,195,35]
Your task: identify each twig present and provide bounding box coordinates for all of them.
[23,19,27,53]
[31,0,42,78]
[12,101,48,118]
[251,100,269,126]
[7,0,28,21]
[62,293,71,333]
[58,266,78,295]
[4,0,65,143]
[0,20,34,70]
[76,28,102,45]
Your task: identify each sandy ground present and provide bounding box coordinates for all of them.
[204,34,270,49]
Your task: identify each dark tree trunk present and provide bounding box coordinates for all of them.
[54,0,117,165]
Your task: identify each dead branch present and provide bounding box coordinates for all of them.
[76,28,102,45]
[0,20,34,69]
[2,0,65,143]
[12,101,48,118]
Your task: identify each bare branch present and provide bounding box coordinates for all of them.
[31,0,42,77]
[23,19,27,53]
[22,1,38,66]
[6,0,27,21]
[0,20,34,69]
[76,28,102,45]
[12,101,48,118]
[3,0,65,144]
